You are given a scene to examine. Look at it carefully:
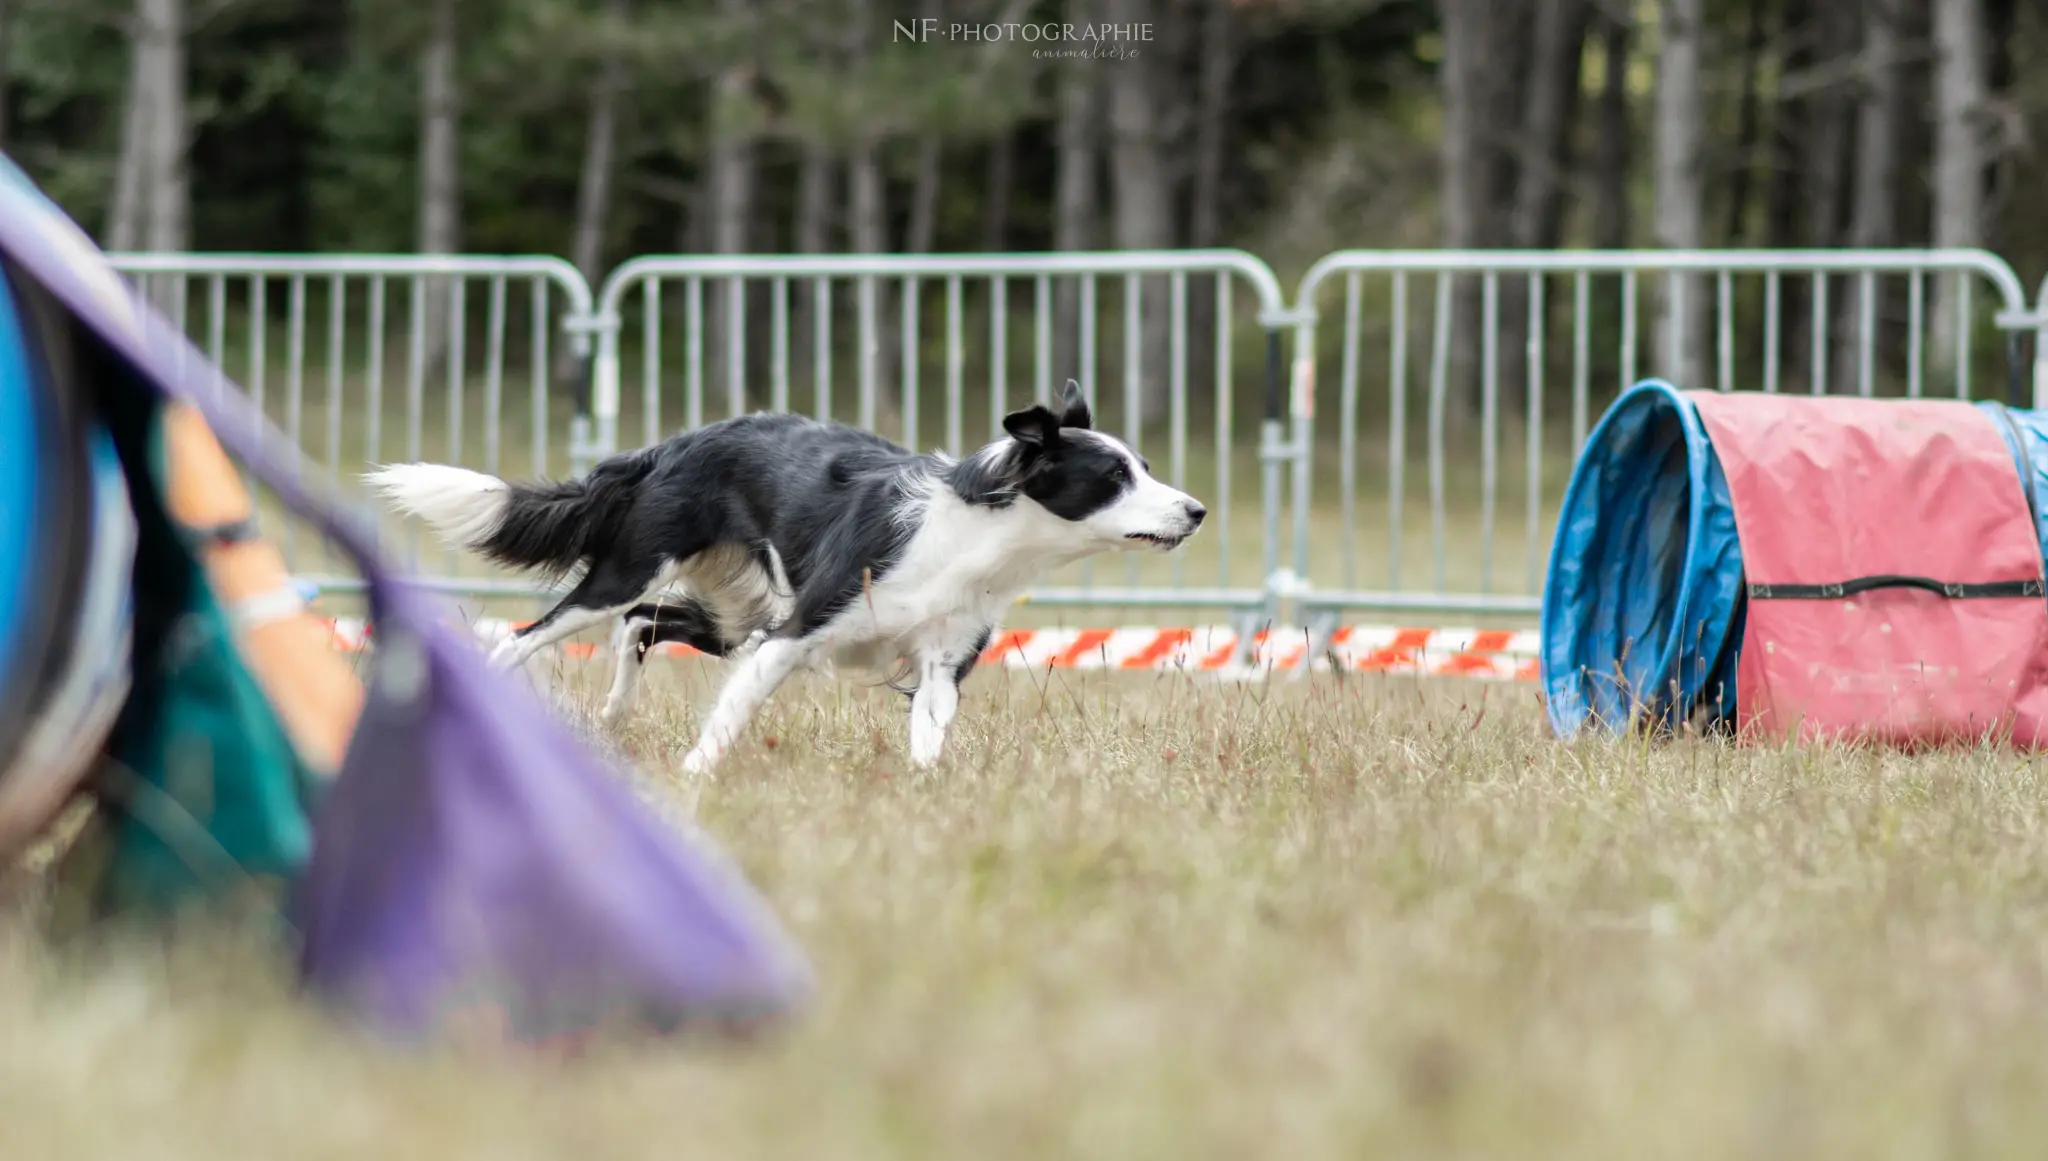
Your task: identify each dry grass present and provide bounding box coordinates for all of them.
[7,658,2048,1161]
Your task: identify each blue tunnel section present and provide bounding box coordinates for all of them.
[1979,402,2048,571]
[1540,380,1745,738]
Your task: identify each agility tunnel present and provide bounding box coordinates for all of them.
[0,155,810,1048]
[1543,378,2048,747]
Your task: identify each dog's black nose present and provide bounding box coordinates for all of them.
[1184,501,1207,527]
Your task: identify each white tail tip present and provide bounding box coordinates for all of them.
[361,461,511,550]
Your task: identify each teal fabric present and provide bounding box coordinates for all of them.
[90,373,318,917]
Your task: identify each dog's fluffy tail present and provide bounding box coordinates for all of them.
[363,448,657,580]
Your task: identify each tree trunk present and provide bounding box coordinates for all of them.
[1804,4,1857,251]
[558,0,627,393]
[1764,0,1809,252]
[1105,0,1174,425]
[1439,0,1498,422]
[1931,0,1988,373]
[848,134,896,431]
[907,136,941,254]
[981,132,1012,252]
[1186,0,1235,397]
[1501,0,1586,412]
[794,141,834,402]
[140,0,187,256]
[106,3,152,253]
[417,0,461,378]
[1590,7,1631,250]
[1189,0,1232,248]
[1722,0,1771,244]
[1652,0,1707,391]
[705,39,757,418]
[1983,0,2018,223]
[1835,0,1905,393]
[1052,0,1099,384]
[0,0,16,151]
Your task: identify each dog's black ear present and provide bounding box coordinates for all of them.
[1002,403,1064,449]
[1058,378,1092,431]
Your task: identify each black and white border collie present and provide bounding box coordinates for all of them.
[363,381,1205,775]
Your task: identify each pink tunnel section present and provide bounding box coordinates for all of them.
[1688,391,2048,748]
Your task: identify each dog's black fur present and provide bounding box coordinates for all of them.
[468,386,1159,654]
[367,380,1206,767]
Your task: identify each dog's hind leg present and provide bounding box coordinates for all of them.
[599,599,730,726]
[679,635,814,777]
[489,554,671,672]
[599,614,654,725]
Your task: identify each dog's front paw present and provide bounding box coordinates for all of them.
[680,746,721,778]
[907,733,946,769]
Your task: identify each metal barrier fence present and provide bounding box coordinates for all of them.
[585,251,1292,629]
[1283,249,2040,659]
[106,253,598,594]
[100,247,2048,646]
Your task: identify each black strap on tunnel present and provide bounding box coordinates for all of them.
[1747,576,2045,601]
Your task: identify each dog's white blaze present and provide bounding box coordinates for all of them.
[361,462,509,549]
[1071,431,1203,546]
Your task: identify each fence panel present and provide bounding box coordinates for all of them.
[2033,274,2048,408]
[106,253,597,597]
[1284,249,2036,642]
[590,251,1291,622]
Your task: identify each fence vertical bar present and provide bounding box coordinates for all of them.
[363,277,380,470]
[1124,272,1142,588]
[1215,273,1233,591]
[531,277,549,475]
[1337,271,1361,590]
[771,277,790,414]
[902,275,920,450]
[1764,272,1782,393]
[726,275,746,419]
[1480,271,1499,594]
[327,275,347,492]
[1525,272,1544,592]
[990,277,1007,440]
[485,276,507,475]
[286,274,307,565]
[1620,271,1638,390]
[1428,273,1452,592]
[1716,271,1733,392]
[858,275,878,431]
[814,277,832,422]
[1170,270,1189,588]
[945,275,963,456]
[1811,273,1829,394]
[1907,271,1925,398]
[641,279,661,447]
[249,276,269,452]
[1034,273,1052,406]
[1571,272,1589,454]
[687,277,705,431]
[1857,271,1876,398]
[1390,272,1409,591]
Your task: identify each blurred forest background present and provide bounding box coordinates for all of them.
[5,0,2043,280]
[0,0,2043,436]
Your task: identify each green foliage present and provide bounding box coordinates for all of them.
[0,0,1443,256]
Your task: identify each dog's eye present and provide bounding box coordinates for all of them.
[1109,463,1129,482]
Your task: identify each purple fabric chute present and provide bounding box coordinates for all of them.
[0,160,812,1045]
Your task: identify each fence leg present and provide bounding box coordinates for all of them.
[1295,608,1342,682]
[576,308,620,475]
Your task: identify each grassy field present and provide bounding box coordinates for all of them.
[8,658,2048,1161]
